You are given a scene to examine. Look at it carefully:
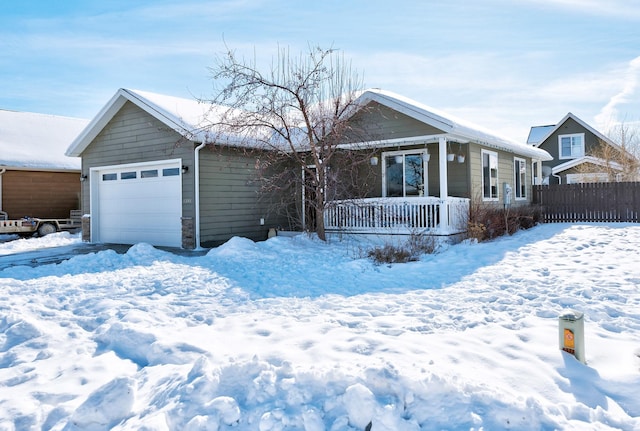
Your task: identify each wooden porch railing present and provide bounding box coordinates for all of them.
[324,196,470,235]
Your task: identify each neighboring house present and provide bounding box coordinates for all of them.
[0,109,88,220]
[527,112,633,184]
[66,88,290,249]
[322,89,553,237]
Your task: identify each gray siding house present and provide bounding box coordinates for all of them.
[527,112,633,184]
[323,90,553,237]
[66,89,288,249]
[67,88,552,248]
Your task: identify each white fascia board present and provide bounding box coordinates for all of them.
[535,112,620,151]
[66,89,129,157]
[338,132,551,160]
[337,134,454,150]
[473,136,553,161]
[356,89,552,161]
[356,90,454,133]
[122,89,203,141]
[551,156,623,174]
[66,88,210,157]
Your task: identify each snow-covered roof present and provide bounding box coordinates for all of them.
[354,89,553,161]
[0,109,88,170]
[68,87,553,162]
[66,89,233,157]
[552,155,623,175]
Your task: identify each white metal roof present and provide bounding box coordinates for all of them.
[526,125,555,145]
[0,109,88,170]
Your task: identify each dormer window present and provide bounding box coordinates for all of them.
[559,133,585,159]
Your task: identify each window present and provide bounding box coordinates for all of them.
[141,169,158,178]
[102,173,117,181]
[482,150,498,200]
[382,151,428,197]
[559,133,584,159]
[163,167,180,177]
[120,171,137,180]
[514,158,527,199]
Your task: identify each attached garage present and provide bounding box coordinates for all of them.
[67,88,289,249]
[91,160,183,247]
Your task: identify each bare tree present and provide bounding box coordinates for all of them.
[575,120,640,182]
[607,120,640,180]
[204,45,375,240]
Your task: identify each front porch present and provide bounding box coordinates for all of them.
[324,196,470,236]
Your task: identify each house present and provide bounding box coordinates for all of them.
[323,89,553,238]
[67,88,552,249]
[0,109,89,220]
[66,88,290,249]
[527,112,635,184]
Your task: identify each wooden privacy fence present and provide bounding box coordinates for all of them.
[533,182,640,223]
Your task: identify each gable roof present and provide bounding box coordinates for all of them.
[68,87,553,162]
[551,155,624,175]
[530,112,620,150]
[66,89,230,157]
[352,89,552,161]
[0,109,88,170]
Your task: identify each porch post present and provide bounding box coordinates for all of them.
[438,136,450,233]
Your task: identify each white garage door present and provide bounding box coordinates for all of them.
[93,160,182,247]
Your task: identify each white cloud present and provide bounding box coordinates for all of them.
[595,56,640,130]
[349,49,632,141]
[518,0,640,19]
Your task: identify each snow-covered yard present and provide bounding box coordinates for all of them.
[0,223,639,430]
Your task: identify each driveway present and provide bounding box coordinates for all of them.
[0,241,207,270]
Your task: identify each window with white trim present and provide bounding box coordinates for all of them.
[514,157,527,199]
[382,150,428,197]
[559,133,584,159]
[482,150,499,200]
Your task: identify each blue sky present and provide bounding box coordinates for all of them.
[1,0,639,142]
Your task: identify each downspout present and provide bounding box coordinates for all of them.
[552,172,562,184]
[194,142,207,250]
